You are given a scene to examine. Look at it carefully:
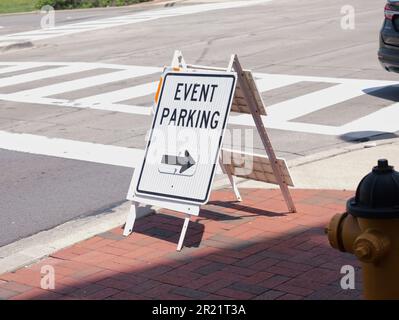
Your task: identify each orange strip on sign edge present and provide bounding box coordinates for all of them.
[154,67,180,103]
[154,77,163,103]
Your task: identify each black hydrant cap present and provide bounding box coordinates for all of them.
[373,159,393,172]
[347,159,399,219]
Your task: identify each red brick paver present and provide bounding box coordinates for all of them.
[0,188,362,300]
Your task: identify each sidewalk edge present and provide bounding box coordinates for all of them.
[0,201,154,274]
[287,138,399,168]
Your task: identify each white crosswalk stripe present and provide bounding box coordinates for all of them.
[267,84,369,121]
[0,130,144,168]
[0,64,98,87]
[0,63,43,75]
[16,68,157,97]
[76,81,158,105]
[341,102,399,139]
[0,61,399,137]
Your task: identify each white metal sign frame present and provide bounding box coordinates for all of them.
[134,72,237,205]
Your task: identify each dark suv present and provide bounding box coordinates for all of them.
[379,1,399,72]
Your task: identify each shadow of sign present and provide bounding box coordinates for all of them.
[130,213,205,248]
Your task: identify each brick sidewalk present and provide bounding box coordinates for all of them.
[0,188,362,300]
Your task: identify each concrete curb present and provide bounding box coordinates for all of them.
[0,0,178,17]
[0,177,233,274]
[0,201,153,274]
[0,41,33,52]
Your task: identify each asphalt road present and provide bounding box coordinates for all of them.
[0,2,163,36]
[0,0,398,246]
[0,149,132,246]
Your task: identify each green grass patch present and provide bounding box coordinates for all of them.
[35,0,150,10]
[0,0,37,14]
[0,0,150,14]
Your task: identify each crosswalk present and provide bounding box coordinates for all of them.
[0,0,272,50]
[0,130,144,168]
[0,62,161,115]
[1,61,399,138]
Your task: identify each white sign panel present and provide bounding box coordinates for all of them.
[134,71,237,204]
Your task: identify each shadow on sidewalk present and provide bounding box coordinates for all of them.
[207,200,288,218]
[0,189,363,300]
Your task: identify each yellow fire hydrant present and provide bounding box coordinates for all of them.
[326,159,399,300]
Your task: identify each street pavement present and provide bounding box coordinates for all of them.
[0,1,167,36]
[0,0,398,250]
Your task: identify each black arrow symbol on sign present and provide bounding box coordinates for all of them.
[161,150,196,174]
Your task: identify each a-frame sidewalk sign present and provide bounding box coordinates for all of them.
[124,51,296,251]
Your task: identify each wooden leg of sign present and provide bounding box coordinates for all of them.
[232,56,296,213]
[177,216,190,251]
[223,55,242,202]
[219,156,242,202]
[123,202,137,236]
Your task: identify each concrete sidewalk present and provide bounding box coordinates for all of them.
[239,139,399,191]
[290,139,399,190]
[0,188,362,300]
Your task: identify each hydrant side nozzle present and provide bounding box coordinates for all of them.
[354,244,371,261]
[353,229,390,264]
[326,212,362,254]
